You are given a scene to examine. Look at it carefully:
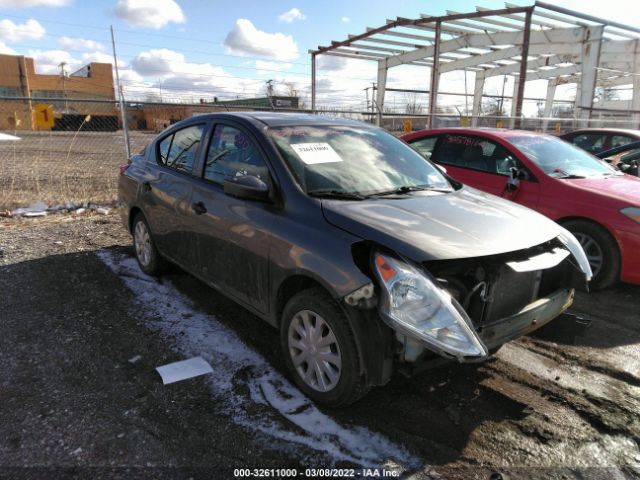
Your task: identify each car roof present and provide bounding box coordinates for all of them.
[404,127,548,140]
[190,111,371,128]
[561,128,640,137]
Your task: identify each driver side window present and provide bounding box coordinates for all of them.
[204,125,270,186]
[434,134,522,176]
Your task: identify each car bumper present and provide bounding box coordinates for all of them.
[397,288,574,376]
[476,288,574,352]
[618,229,640,284]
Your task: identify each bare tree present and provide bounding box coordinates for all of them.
[403,93,423,114]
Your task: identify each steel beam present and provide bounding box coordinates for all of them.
[386,27,585,68]
[542,78,557,131]
[375,58,388,126]
[632,43,640,127]
[578,25,604,123]
[513,8,533,128]
[311,52,316,111]
[428,21,441,128]
[534,1,640,35]
[471,71,485,126]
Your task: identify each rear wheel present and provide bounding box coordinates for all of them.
[132,213,166,276]
[563,219,620,290]
[280,288,369,407]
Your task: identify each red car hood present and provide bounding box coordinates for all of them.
[567,174,640,205]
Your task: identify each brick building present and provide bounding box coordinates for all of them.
[0,53,117,130]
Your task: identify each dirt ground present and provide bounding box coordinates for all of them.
[1,212,639,480]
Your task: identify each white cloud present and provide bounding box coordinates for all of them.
[27,49,77,74]
[341,17,350,23]
[0,41,16,54]
[58,36,105,51]
[130,48,185,77]
[278,7,306,23]
[224,19,298,60]
[0,19,45,43]
[114,0,185,29]
[128,47,264,100]
[0,0,70,7]
[80,51,114,64]
[255,60,292,75]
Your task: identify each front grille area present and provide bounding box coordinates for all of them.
[426,239,571,327]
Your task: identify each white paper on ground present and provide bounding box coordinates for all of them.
[291,143,343,165]
[156,356,213,385]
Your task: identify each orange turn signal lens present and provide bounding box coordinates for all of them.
[375,254,397,283]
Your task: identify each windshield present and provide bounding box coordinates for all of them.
[268,125,452,195]
[510,134,617,178]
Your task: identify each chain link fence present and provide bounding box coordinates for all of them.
[1,95,638,210]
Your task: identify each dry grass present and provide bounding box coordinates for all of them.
[0,130,153,210]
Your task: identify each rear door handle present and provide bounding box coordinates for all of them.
[192,201,207,215]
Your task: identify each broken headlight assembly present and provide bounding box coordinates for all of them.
[373,252,488,359]
[556,228,593,282]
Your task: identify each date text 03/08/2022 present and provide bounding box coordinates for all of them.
[233,467,401,478]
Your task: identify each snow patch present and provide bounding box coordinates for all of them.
[97,249,420,469]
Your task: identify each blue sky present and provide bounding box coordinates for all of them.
[0,0,636,112]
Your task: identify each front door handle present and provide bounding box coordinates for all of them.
[192,201,207,215]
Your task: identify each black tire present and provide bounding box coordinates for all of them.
[280,287,370,407]
[131,212,167,276]
[563,219,620,290]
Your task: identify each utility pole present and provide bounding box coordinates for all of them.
[59,62,68,113]
[110,25,131,159]
[372,82,376,115]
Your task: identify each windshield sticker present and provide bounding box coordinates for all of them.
[291,143,343,165]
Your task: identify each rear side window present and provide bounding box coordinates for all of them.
[409,136,438,159]
[157,124,204,175]
[611,135,635,149]
[570,133,606,153]
[203,124,270,186]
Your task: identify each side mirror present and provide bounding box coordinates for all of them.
[506,167,521,192]
[223,175,270,202]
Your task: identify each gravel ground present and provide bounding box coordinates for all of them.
[1,212,639,480]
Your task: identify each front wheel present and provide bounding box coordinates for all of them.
[563,219,620,290]
[280,288,370,407]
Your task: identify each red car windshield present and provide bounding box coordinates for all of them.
[510,135,618,178]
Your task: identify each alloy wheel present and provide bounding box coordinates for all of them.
[574,232,603,277]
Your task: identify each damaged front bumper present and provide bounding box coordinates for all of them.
[476,287,574,353]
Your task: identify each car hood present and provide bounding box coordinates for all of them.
[321,187,563,262]
[565,174,640,205]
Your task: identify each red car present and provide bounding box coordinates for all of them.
[560,128,640,155]
[402,128,640,289]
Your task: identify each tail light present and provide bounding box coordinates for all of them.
[119,164,130,175]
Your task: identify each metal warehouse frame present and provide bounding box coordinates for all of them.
[309,1,640,128]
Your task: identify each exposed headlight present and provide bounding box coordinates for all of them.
[621,207,640,224]
[373,252,487,359]
[557,228,593,282]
